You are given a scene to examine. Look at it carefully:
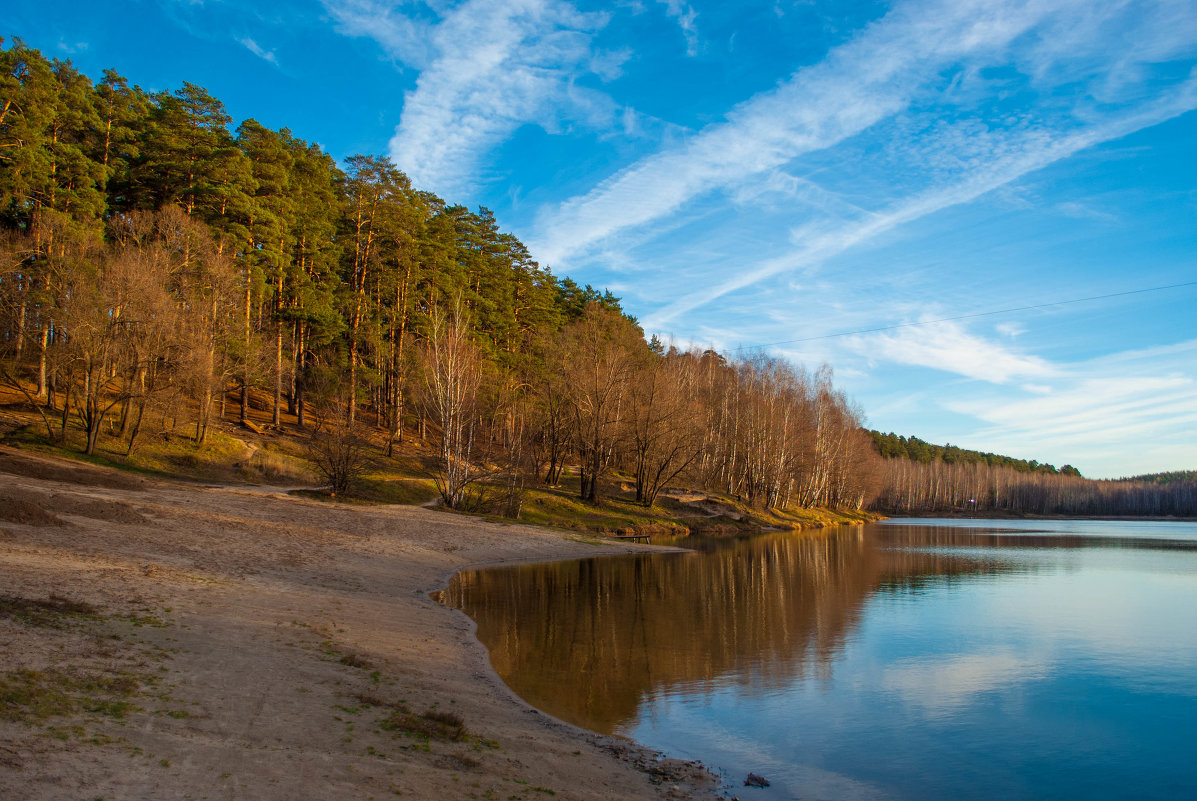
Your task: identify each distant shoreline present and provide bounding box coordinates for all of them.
[878,511,1197,522]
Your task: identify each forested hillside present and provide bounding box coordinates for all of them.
[869,431,1081,476]
[0,38,881,515]
[1119,470,1197,484]
[869,434,1196,517]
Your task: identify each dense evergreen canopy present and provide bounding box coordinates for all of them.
[869,431,1081,476]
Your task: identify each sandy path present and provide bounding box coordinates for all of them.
[0,446,717,800]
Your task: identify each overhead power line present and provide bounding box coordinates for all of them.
[734,279,1197,351]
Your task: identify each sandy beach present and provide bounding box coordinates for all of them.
[0,446,717,800]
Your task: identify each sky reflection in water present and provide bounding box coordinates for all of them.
[446,520,1197,801]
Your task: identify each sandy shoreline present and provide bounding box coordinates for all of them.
[0,446,719,800]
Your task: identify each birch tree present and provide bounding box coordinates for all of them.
[421,300,482,509]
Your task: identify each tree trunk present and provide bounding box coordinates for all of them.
[83,369,101,456]
[240,268,251,424]
[59,383,71,440]
[14,298,27,361]
[273,319,283,427]
[296,323,307,429]
[348,342,357,428]
[37,325,49,400]
[289,319,300,416]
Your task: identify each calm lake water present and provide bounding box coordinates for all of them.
[444,519,1197,800]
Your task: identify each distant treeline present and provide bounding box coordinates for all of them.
[0,38,880,512]
[871,442,1196,518]
[869,431,1081,476]
[1118,470,1197,484]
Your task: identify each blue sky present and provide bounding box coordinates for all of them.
[10,0,1197,477]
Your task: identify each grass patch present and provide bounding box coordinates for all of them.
[353,474,439,505]
[505,779,558,795]
[339,652,372,669]
[296,474,439,505]
[380,706,467,742]
[726,498,880,530]
[0,595,100,628]
[0,670,76,720]
[0,405,316,487]
[2,423,245,480]
[355,694,470,743]
[238,447,314,484]
[518,480,689,537]
[1,668,141,724]
[513,473,876,537]
[318,639,374,670]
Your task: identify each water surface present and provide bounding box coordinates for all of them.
[444,520,1197,800]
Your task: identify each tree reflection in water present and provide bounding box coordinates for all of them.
[443,527,1016,734]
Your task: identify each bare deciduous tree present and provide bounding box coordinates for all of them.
[558,303,644,503]
[627,350,705,507]
[307,418,369,495]
[421,301,482,509]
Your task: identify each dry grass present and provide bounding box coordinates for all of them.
[518,477,689,537]
[338,652,372,669]
[517,476,876,538]
[0,668,141,724]
[1,383,877,534]
[0,594,99,628]
[352,693,469,743]
[381,706,468,743]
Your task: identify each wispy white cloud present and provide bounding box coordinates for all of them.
[942,339,1197,476]
[322,0,435,67]
[996,322,1027,338]
[533,0,1073,267]
[657,0,699,57]
[977,380,1197,443]
[328,0,615,198]
[535,0,1197,332]
[728,168,875,217]
[238,36,279,65]
[56,39,89,54]
[396,0,617,197]
[1054,200,1118,222]
[847,319,1055,384]
[640,79,1197,330]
